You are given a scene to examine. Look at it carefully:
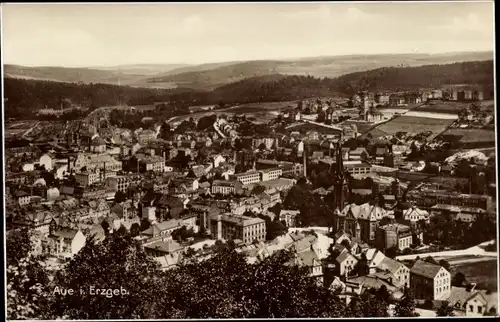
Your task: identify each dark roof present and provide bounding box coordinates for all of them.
[50,228,79,240]
[410,260,444,279]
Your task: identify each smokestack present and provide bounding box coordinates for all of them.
[216,214,222,240]
[303,143,307,178]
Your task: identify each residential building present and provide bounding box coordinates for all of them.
[15,190,31,206]
[410,260,451,300]
[136,155,165,173]
[90,137,106,154]
[211,180,243,195]
[447,286,498,317]
[208,213,266,244]
[335,251,359,277]
[44,228,86,259]
[403,207,430,224]
[137,129,157,144]
[376,223,412,251]
[279,209,300,227]
[75,170,100,187]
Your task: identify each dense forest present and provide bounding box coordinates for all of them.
[4,60,493,119]
[334,60,494,92]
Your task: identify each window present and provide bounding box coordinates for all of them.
[478,306,482,313]
[469,305,474,312]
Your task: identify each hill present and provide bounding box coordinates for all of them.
[6,51,492,90]
[147,60,284,90]
[89,63,192,75]
[214,60,494,101]
[4,60,494,119]
[146,51,494,90]
[3,64,177,89]
[333,60,494,92]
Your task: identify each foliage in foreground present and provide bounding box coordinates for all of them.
[7,229,419,319]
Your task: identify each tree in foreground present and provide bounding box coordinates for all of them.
[48,231,160,319]
[6,229,53,320]
[436,301,455,317]
[393,287,419,317]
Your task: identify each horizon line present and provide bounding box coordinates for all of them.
[3,49,494,69]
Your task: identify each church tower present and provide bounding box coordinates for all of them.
[332,142,346,211]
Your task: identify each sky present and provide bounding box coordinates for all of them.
[1,1,495,67]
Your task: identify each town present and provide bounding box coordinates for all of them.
[4,2,497,320]
[6,83,498,318]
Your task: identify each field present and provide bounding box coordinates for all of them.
[415,101,469,113]
[368,115,455,139]
[439,128,496,144]
[169,101,296,125]
[449,259,498,291]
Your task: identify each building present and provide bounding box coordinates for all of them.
[403,207,430,224]
[232,171,261,185]
[407,190,492,210]
[375,93,390,105]
[140,219,184,239]
[390,95,406,107]
[430,204,486,223]
[335,251,359,277]
[376,223,412,251]
[90,137,106,154]
[447,286,498,317]
[15,190,31,206]
[137,155,165,173]
[344,161,372,175]
[75,170,101,187]
[410,260,451,300]
[137,129,157,144]
[211,180,243,195]
[259,168,282,182]
[208,213,266,244]
[333,202,394,244]
[279,210,300,227]
[44,227,87,259]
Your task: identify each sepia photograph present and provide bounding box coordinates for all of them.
[2,1,498,319]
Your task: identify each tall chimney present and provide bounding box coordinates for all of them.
[303,143,307,178]
[216,214,222,240]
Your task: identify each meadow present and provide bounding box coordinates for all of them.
[369,115,455,139]
[450,259,498,292]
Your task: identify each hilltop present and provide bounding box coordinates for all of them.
[145,51,494,90]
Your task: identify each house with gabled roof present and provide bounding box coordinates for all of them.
[410,259,451,300]
[46,227,86,259]
[446,286,498,316]
[140,219,184,239]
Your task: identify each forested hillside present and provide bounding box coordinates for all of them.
[4,60,494,119]
[334,60,493,92]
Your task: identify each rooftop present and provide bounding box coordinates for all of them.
[410,260,444,279]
